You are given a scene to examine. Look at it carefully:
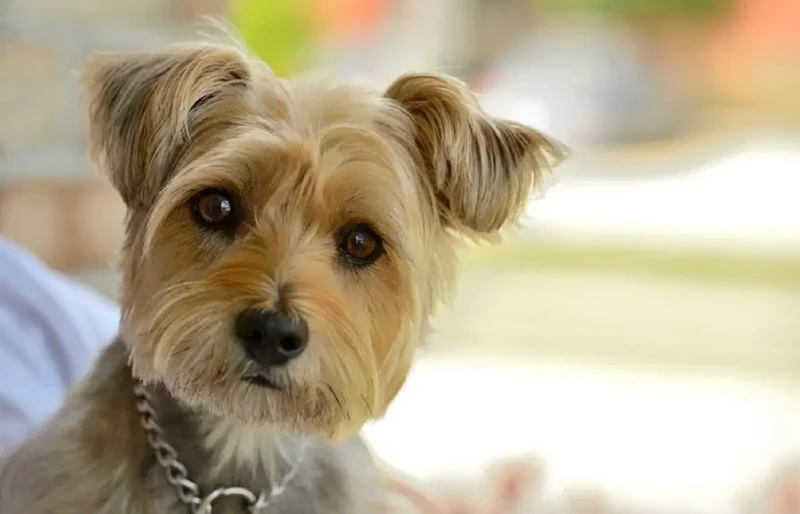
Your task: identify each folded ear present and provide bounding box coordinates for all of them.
[386,73,567,236]
[81,43,252,208]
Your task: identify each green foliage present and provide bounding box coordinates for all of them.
[536,0,734,20]
[229,0,315,77]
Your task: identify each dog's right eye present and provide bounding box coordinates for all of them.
[189,189,238,232]
[338,224,383,267]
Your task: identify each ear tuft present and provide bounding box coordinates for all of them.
[81,43,251,209]
[386,73,568,236]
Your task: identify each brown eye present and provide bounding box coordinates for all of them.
[338,224,382,266]
[189,189,237,231]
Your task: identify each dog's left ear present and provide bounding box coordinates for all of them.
[386,73,568,236]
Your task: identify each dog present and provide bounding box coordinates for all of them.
[0,38,565,514]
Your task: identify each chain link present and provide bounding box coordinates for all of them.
[133,383,306,513]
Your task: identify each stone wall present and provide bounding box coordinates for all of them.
[0,0,228,270]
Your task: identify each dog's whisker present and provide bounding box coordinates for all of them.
[324,383,345,416]
[360,394,374,417]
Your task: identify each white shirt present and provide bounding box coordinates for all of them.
[0,237,119,452]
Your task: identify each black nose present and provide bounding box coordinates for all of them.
[235,309,309,368]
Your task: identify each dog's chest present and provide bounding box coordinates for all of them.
[131,444,368,514]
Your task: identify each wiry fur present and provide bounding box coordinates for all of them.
[0,38,565,514]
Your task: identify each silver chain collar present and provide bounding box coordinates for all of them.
[133,383,306,514]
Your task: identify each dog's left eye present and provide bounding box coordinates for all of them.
[338,224,382,266]
[189,189,236,231]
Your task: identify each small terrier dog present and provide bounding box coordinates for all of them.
[0,38,564,514]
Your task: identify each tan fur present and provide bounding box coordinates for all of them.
[0,38,565,514]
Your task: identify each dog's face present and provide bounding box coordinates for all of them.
[82,42,564,440]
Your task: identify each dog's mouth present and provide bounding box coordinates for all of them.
[242,375,281,390]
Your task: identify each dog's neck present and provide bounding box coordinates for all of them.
[201,415,303,478]
[134,377,308,493]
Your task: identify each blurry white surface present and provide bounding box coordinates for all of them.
[524,143,800,252]
[364,355,800,513]
[480,94,552,134]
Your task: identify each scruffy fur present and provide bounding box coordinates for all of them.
[0,39,565,514]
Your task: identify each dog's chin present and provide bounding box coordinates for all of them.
[186,380,309,431]
[242,374,281,390]
[195,390,280,426]
[160,368,355,439]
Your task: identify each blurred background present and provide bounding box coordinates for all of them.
[1,0,799,512]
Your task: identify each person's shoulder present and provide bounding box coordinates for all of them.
[0,237,120,342]
[0,237,120,453]
[0,237,53,284]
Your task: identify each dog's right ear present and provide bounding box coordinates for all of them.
[81,43,251,208]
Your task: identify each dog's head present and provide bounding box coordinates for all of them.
[82,41,565,440]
